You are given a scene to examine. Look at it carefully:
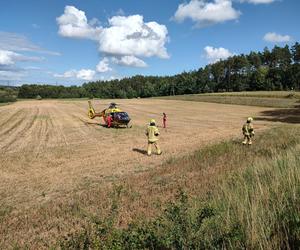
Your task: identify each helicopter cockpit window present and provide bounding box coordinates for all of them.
[117,112,130,120]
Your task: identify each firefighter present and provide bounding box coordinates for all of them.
[242,117,255,145]
[163,112,167,128]
[146,119,162,156]
[106,114,112,128]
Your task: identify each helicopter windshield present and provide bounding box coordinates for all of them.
[114,112,130,121]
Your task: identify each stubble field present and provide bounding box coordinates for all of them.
[0,99,276,210]
[0,98,281,247]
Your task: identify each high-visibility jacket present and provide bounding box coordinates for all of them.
[242,122,254,136]
[146,125,160,142]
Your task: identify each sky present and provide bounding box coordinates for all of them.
[0,0,299,86]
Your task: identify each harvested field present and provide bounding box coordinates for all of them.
[0,98,284,247]
[0,99,277,210]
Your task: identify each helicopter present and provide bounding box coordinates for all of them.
[88,101,131,128]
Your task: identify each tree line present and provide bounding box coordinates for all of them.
[18,42,300,99]
[0,86,18,103]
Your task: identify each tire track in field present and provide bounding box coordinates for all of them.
[0,106,22,126]
[32,106,59,159]
[0,109,28,149]
[0,107,39,152]
[0,109,25,136]
[15,107,44,156]
[29,107,47,159]
[44,107,53,145]
[21,104,57,160]
[48,105,71,148]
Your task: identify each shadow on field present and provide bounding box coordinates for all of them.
[132,148,148,155]
[257,102,300,124]
[85,121,104,127]
[77,117,102,126]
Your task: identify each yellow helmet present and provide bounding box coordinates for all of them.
[247,117,253,122]
[150,119,156,124]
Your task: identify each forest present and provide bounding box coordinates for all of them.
[17,42,300,99]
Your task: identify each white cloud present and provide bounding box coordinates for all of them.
[54,69,95,81]
[54,70,76,78]
[239,0,275,4]
[173,0,241,27]
[204,46,233,63]
[96,57,112,72]
[89,18,101,27]
[0,49,44,81]
[0,50,19,65]
[57,7,169,70]
[263,32,291,43]
[98,15,169,59]
[112,55,147,67]
[0,50,42,65]
[97,75,122,81]
[77,69,96,80]
[57,5,102,40]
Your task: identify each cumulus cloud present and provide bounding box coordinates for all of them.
[0,50,20,65]
[204,46,233,63]
[112,55,147,67]
[239,0,275,4]
[173,0,241,27]
[57,5,102,40]
[0,50,42,65]
[54,69,95,81]
[77,69,96,80]
[98,15,169,59]
[57,6,169,71]
[96,57,112,72]
[263,32,292,43]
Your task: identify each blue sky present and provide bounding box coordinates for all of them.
[0,0,299,86]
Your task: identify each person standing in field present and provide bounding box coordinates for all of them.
[146,119,162,156]
[106,114,112,128]
[242,117,255,145]
[163,112,167,128]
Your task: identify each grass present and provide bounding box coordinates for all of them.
[200,91,300,99]
[157,91,300,108]
[59,126,300,249]
[213,145,300,249]
[1,125,296,249]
